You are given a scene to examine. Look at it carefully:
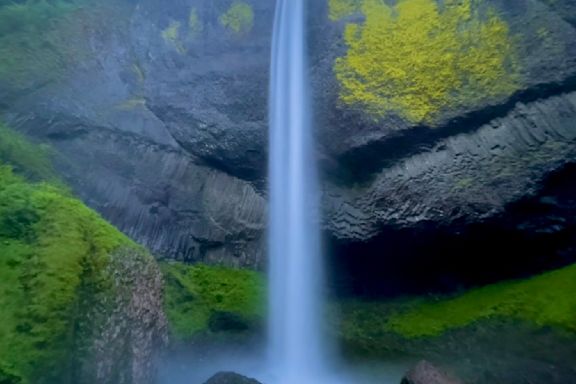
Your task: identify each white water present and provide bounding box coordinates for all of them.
[268,0,328,383]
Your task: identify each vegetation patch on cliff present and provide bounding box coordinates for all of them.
[0,125,156,383]
[332,0,520,125]
[340,262,576,353]
[0,0,80,87]
[188,7,203,38]
[0,0,129,91]
[162,262,265,341]
[0,0,79,36]
[219,1,254,36]
[0,123,56,180]
[162,20,186,54]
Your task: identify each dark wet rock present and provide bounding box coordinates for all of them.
[324,91,576,241]
[134,0,274,181]
[401,361,463,384]
[369,321,576,384]
[541,0,576,26]
[208,311,254,333]
[203,371,262,384]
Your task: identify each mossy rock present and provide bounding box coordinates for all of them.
[0,124,165,384]
[339,262,576,383]
[161,262,265,341]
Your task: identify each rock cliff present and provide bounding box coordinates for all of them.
[2,0,576,268]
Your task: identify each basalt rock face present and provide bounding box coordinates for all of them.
[316,0,576,238]
[324,92,576,241]
[79,247,168,384]
[3,0,269,266]
[2,0,576,267]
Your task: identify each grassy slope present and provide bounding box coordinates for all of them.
[0,125,136,383]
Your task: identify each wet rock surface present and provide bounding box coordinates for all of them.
[401,361,463,384]
[2,0,576,268]
[79,247,168,384]
[325,92,576,241]
[393,322,576,384]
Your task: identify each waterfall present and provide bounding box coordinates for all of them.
[268,0,328,383]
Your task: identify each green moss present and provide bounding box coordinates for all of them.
[0,123,56,181]
[161,20,185,54]
[389,264,576,337]
[219,1,254,35]
[341,263,576,345]
[116,97,146,110]
[188,7,203,38]
[333,0,520,125]
[161,262,264,341]
[452,177,474,192]
[132,63,145,83]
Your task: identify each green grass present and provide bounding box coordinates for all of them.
[161,262,265,341]
[341,263,576,345]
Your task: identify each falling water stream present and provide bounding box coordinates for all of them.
[268,0,328,383]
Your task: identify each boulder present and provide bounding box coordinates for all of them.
[203,372,262,384]
[401,361,463,384]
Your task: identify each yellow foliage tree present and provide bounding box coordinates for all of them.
[333,0,521,125]
[328,0,361,21]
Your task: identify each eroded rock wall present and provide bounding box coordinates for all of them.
[2,0,576,266]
